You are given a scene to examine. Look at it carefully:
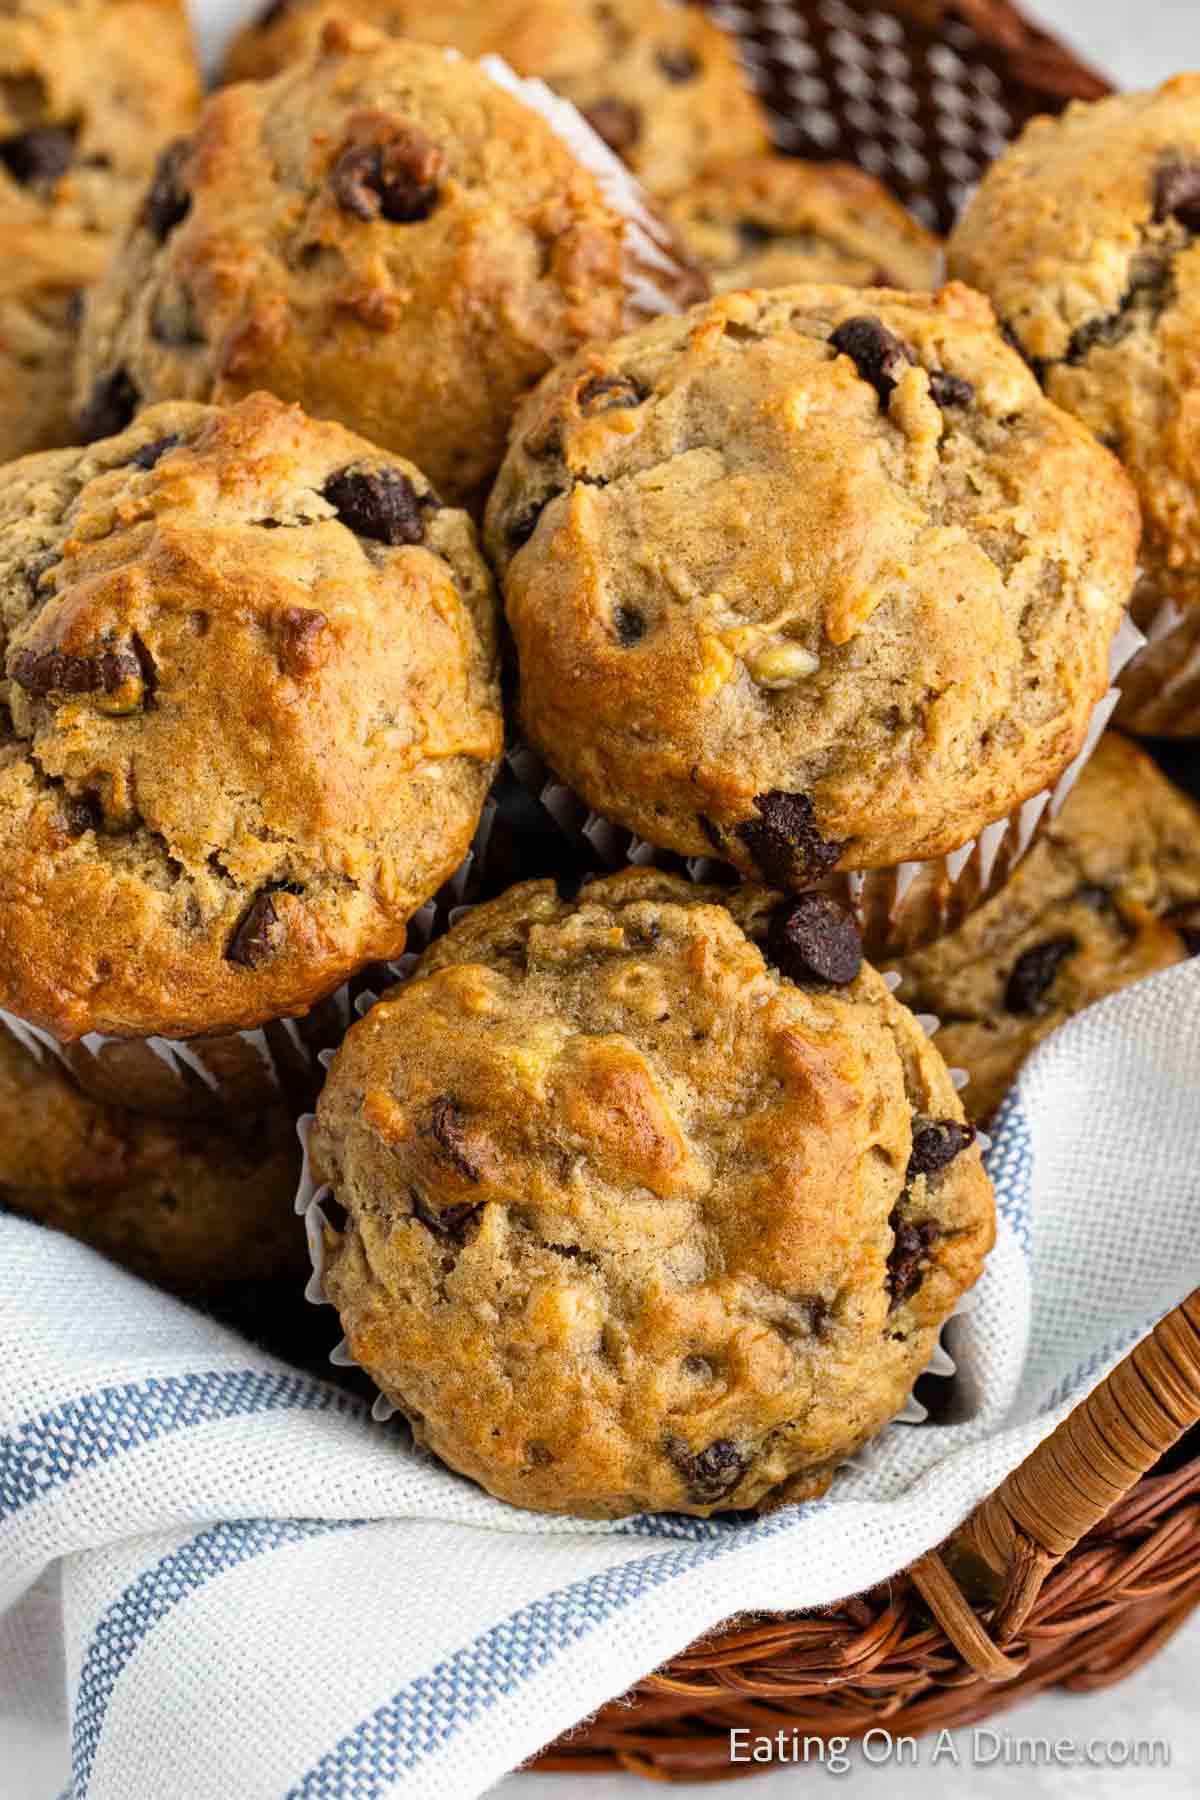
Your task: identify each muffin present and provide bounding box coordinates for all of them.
[311,869,994,1518]
[486,284,1140,948]
[664,154,941,295]
[0,0,200,460]
[0,1027,304,1295]
[889,735,1200,1120]
[77,22,692,505]
[0,391,501,1115]
[947,76,1200,733]
[221,0,768,195]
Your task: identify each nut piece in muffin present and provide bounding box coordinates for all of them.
[0,1028,304,1295]
[485,283,1140,884]
[222,0,768,195]
[0,0,200,460]
[0,392,501,1045]
[664,154,941,294]
[888,733,1200,1121]
[313,869,994,1518]
[948,77,1200,625]
[77,21,684,504]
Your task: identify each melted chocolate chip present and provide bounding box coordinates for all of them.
[330,126,443,224]
[1005,934,1079,1015]
[141,138,192,241]
[887,1210,940,1308]
[227,892,286,969]
[323,468,425,544]
[1153,159,1200,232]
[736,790,845,890]
[10,644,141,699]
[0,124,75,186]
[657,48,700,82]
[578,374,645,416]
[60,790,103,837]
[78,369,139,442]
[929,370,974,408]
[907,1116,976,1182]
[130,433,180,471]
[409,1186,482,1242]
[766,892,862,987]
[582,98,641,155]
[430,1096,482,1183]
[613,605,646,646]
[275,606,329,677]
[830,315,912,405]
[664,1434,747,1504]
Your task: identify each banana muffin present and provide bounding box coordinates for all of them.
[77,21,685,504]
[947,76,1200,725]
[312,869,994,1518]
[222,0,768,195]
[0,393,501,1084]
[0,0,200,460]
[486,283,1140,887]
[889,734,1200,1120]
[664,154,940,295]
[0,1027,304,1295]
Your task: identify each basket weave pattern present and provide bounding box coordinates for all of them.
[537,2,1200,1777]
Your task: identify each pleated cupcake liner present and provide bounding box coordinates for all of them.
[1115,577,1200,737]
[505,611,1146,960]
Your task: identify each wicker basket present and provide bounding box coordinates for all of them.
[534,2,1200,1779]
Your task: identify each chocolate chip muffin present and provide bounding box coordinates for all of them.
[663,154,941,295]
[222,0,768,195]
[0,1027,304,1295]
[486,283,1140,886]
[0,392,501,1057]
[948,78,1200,638]
[889,734,1200,1120]
[313,869,993,1518]
[0,0,200,461]
[77,22,682,505]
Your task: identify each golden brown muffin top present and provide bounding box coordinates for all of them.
[0,393,501,1041]
[486,282,1140,879]
[315,870,993,1518]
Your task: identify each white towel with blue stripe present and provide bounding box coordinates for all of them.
[3,960,1199,1800]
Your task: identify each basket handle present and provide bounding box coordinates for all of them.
[879,1,1111,100]
[910,1288,1200,1678]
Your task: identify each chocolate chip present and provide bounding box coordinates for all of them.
[61,790,103,836]
[737,218,773,249]
[140,138,191,241]
[1153,159,1200,231]
[907,1116,976,1182]
[887,1210,940,1308]
[1065,259,1172,366]
[507,494,559,549]
[25,550,60,600]
[830,315,912,405]
[78,369,139,442]
[430,1096,482,1183]
[613,606,646,646]
[1004,934,1079,1014]
[698,813,725,853]
[0,124,75,186]
[736,790,845,889]
[929,370,974,408]
[664,1434,747,1504]
[227,892,286,969]
[656,48,700,82]
[330,126,443,224]
[323,468,425,544]
[409,1186,482,1242]
[275,606,329,678]
[578,374,645,416]
[582,98,641,155]
[766,892,862,987]
[130,434,179,471]
[10,644,142,699]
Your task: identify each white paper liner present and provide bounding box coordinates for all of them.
[1115,579,1200,735]
[506,609,1145,959]
[292,968,978,1469]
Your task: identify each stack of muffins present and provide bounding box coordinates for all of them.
[1,0,1197,1519]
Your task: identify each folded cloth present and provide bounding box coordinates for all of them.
[3,961,1199,1800]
